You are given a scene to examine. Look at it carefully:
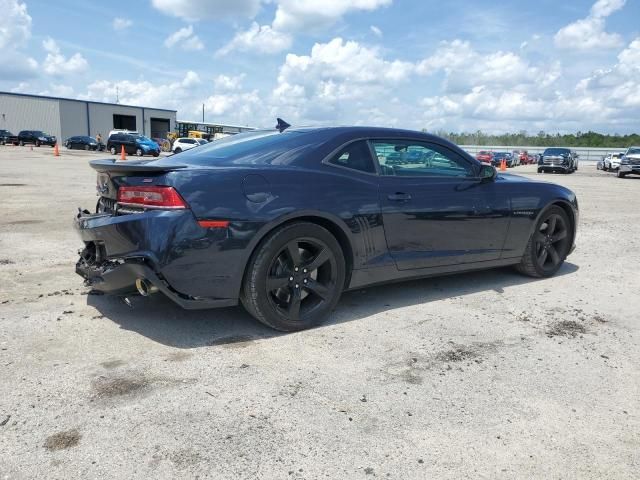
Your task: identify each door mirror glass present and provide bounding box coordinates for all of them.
[480,164,496,181]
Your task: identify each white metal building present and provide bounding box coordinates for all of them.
[0,91,176,142]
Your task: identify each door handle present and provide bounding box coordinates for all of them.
[387,192,412,201]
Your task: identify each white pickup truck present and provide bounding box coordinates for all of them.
[618,147,640,178]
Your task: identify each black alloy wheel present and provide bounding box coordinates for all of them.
[516,206,571,278]
[242,222,345,332]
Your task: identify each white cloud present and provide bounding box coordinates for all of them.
[216,22,292,56]
[151,0,261,21]
[164,25,204,51]
[39,84,75,97]
[272,0,392,32]
[272,37,413,124]
[112,17,132,31]
[213,73,246,91]
[0,0,38,79]
[370,25,382,37]
[554,0,625,50]
[81,71,201,114]
[42,38,88,75]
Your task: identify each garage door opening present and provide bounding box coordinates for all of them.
[113,114,136,131]
[150,118,170,139]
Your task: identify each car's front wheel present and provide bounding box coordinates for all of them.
[136,148,143,156]
[617,170,626,178]
[241,222,346,332]
[516,206,571,278]
[110,146,117,155]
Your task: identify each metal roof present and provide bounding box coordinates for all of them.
[0,91,177,113]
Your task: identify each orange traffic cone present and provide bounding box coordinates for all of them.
[500,159,506,171]
[54,143,60,157]
[120,145,126,161]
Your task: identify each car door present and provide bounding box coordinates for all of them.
[372,139,511,270]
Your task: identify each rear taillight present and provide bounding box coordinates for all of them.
[117,186,188,209]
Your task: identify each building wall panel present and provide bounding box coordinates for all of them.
[0,93,61,140]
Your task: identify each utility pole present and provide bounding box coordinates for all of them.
[202,103,205,123]
[116,86,119,104]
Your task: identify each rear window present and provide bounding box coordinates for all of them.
[159,130,325,167]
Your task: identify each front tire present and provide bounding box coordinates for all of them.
[516,206,571,278]
[617,170,626,178]
[136,148,143,157]
[241,222,346,332]
[173,147,182,154]
[110,146,117,155]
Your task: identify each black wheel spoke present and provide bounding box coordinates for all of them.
[285,241,302,266]
[287,287,302,320]
[305,248,331,272]
[304,279,330,300]
[266,275,290,292]
[547,215,557,235]
[551,230,567,242]
[538,249,548,265]
[535,233,546,244]
[548,246,560,266]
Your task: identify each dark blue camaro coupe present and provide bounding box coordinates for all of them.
[75,125,578,331]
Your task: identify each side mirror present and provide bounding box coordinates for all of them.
[480,164,497,182]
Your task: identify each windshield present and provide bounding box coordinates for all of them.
[544,148,570,156]
[33,131,45,136]
[627,148,640,155]
[135,135,153,143]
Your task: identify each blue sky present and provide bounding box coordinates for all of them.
[1,0,639,133]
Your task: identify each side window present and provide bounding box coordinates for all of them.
[371,140,473,177]
[327,140,375,174]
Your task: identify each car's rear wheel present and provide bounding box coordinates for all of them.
[110,146,117,155]
[241,222,346,332]
[516,206,571,278]
[136,148,143,156]
[174,147,182,154]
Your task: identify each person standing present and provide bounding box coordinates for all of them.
[96,133,103,151]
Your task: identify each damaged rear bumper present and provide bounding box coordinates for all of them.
[74,209,238,309]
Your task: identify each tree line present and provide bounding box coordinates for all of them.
[424,130,640,148]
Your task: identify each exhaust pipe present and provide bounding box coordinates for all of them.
[136,278,159,296]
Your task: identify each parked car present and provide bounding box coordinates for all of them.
[492,152,511,167]
[0,129,17,145]
[518,150,529,164]
[538,148,578,174]
[617,146,640,178]
[172,137,207,154]
[16,130,57,147]
[106,133,160,157]
[603,153,624,172]
[65,136,101,151]
[75,126,578,332]
[476,150,494,164]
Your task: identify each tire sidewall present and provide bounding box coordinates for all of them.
[243,222,346,332]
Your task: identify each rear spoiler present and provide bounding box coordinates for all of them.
[89,159,188,174]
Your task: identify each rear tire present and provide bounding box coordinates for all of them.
[516,206,571,278]
[241,222,346,332]
[110,146,117,155]
[174,147,182,154]
[136,148,143,157]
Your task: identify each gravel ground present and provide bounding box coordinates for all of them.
[0,146,639,479]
